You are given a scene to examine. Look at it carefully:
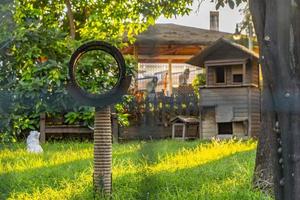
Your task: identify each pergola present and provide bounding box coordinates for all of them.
[122,23,231,94]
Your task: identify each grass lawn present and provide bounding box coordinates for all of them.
[0,139,272,200]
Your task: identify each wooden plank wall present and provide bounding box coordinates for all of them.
[251,60,260,86]
[200,87,250,137]
[246,62,252,84]
[200,87,249,138]
[207,67,214,85]
[233,122,246,137]
[200,87,249,113]
[201,107,217,138]
[250,87,261,137]
[200,86,261,137]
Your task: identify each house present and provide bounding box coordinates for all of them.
[187,38,261,139]
[122,23,231,95]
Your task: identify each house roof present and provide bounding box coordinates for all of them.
[186,38,259,67]
[133,23,231,46]
[170,115,200,124]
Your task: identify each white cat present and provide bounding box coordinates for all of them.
[26,131,43,153]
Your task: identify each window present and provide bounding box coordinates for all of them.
[215,67,225,83]
[232,65,243,83]
[233,74,243,83]
[218,123,233,135]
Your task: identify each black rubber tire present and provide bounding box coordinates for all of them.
[67,41,131,107]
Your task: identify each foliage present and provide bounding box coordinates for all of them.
[0,0,14,42]
[209,0,247,9]
[64,106,95,127]
[114,95,135,127]
[75,50,120,95]
[77,0,193,44]
[0,140,272,199]
[0,0,193,143]
[192,73,206,97]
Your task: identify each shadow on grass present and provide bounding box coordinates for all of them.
[134,141,163,199]
[0,158,92,199]
[113,150,271,200]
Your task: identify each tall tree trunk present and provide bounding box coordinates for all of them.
[65,0,76,39]
[253,83,278,195]
[250,0,300,199]
[250,1,278,196]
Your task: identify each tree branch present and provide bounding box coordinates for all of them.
[249,0,265,46]
[65,0,76,39]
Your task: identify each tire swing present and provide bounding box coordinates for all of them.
[67,41,131,196]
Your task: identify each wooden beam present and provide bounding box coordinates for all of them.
[205,59,248,66]
[243,62,246,85]
[138,59,189,64]
[138,55,193,60]
[247,87,252,137]
[199,110,203,139]
[205,65,209,86]
[39,113,46,143]
[168,59,173,95]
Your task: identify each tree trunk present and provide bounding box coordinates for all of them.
[253,83,277,194]
[250,1,278,196]
[65,0,76,39]
[250,0,300,199]
[94,106,112,196]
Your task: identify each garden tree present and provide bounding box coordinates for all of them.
[64,0,75,39]
[222,0,277,194]
[249,1,300,199]
[0,0,193,142]
[210,0,300,199]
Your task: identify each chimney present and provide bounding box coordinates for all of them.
[210,11,219,31]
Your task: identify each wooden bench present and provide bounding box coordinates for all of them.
[39,113,93,143]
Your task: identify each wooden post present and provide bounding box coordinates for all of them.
[248,23,254,51]
[205,65,208,86]
[172,124,175,139]
[199,110,203,139]
[247,87,252,137]
[183,124,186,140]
[168,59,173,96]
[111,107,119,144]
[39,113,46,143]
[242,62,246,85]
[133,45,138,59]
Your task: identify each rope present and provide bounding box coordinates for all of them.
[94,106,112,195]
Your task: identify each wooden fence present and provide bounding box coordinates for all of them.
[115,92,200,140]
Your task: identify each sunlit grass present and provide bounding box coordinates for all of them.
[149,140,256,173]
[1,143,92,174]
[0,140,272,200]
